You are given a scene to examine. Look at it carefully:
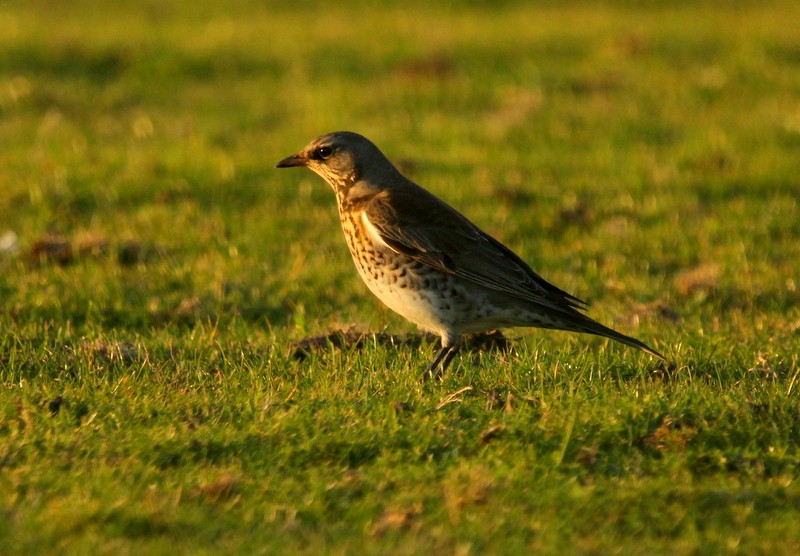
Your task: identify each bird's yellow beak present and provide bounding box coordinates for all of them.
[276,153,306,168]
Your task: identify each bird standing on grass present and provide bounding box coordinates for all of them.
[277,132,663,379]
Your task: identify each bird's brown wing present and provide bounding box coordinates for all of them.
[364,185,588,313]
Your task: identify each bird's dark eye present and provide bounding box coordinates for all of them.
[314,146,334,160]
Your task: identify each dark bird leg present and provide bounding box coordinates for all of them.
[421,340,460,381]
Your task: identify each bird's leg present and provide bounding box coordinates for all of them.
[421,335,460,381]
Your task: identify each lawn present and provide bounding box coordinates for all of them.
[2,0,799,553]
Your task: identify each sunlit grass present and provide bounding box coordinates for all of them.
[1,1,799,554]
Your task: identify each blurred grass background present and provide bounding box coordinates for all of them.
[1,1,799,553]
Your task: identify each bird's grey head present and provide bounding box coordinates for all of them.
[276,131,400,199]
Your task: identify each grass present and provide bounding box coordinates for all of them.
[2,0,800,553]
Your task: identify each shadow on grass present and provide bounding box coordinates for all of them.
[287,329,511,360]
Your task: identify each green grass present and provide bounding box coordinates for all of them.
[2,0,800,553]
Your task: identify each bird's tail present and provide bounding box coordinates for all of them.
[570,314,665,360]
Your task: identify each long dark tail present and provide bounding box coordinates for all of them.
[569,313,665,359]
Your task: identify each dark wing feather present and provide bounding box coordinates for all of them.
[364,184,588,314]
